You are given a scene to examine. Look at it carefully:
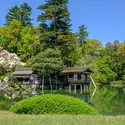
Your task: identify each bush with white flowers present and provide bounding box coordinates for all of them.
[0,77,14,99]
[0,47,27,99]
[0,76,37,99]
[0,47,25,69]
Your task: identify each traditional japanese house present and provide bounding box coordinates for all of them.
[13,67,40,85]
[59,67,93,93]
[13,66,93,93]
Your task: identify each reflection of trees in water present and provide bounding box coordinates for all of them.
[91,87,125,115]
[52,90,92,104]
[45,87,125,115]
[67,92,91,104]
[79,94,91,104]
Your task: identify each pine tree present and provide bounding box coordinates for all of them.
[27,48,64,93]
[38,0,71,47]
[38,0,79,66]
[38,0,70,33]
[5,3,32,27]
[6,5,20,26]
[77,25,88,44]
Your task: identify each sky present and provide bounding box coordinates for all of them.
[0,0,125,44]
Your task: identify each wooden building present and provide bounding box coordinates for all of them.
[59,67,93,93]
[13,67,93,93]
[13,67,40,85]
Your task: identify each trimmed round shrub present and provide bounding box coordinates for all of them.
[10,94,99,115]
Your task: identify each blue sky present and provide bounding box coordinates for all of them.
[0,0,125,44]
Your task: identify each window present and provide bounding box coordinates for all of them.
[69,73,74,78]
[78,74,81,79]
[74,74,78,80]
[87,74,90,81]
[22,79,30,84]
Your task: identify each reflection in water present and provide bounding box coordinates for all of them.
[91,87,125,115]
[45,86,125,115]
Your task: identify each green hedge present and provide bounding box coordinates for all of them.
[0,95,13,110]
[10,94,99,115]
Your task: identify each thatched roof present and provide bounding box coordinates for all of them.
[13,67,33,78]
[14,67,33,71]
[61,67,93,73]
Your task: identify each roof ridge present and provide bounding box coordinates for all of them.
[15,67,33,71]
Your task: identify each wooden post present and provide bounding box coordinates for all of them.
[90,87,97,101]
[80,84,83,94]
[42,66,45,94]
[86,86,88,92]
[69,84,71,93]
[84,85,86,92]
[74,84,76,94]
[90,75,97,89]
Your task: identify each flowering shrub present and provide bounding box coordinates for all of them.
[0,77,37,99]
[0,77,14,99]
[0,47,25,69]
[0,47,29,99]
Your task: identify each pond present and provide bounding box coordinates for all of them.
[44,86,125,115]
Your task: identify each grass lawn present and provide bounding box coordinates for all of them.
[0,111,125,125]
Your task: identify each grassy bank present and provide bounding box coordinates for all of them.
[0,112,125,125]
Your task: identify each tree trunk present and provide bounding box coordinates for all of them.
[56,75,58,91]
[49,74,52,93]
[42,74,44,94]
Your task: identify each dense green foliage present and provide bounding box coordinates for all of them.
[37,0,80,66]
[0,95,13,110]
[1,0,125,86]
[0,20,41,61]
[10,94,99,115]
[27,48,64,93]
[27,48,64,75]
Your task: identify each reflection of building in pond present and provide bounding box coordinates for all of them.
[58,67,93,93]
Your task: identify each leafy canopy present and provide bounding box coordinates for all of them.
[27,48,64,75]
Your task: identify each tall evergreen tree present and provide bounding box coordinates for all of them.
[77,25,88,44]
[5,3,32,27]
[38,0,79,66]
[5,5,20,26]
[38,0,71,47]
[38,0,70,33]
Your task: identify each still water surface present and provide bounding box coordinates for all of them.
[45,86,125,115]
